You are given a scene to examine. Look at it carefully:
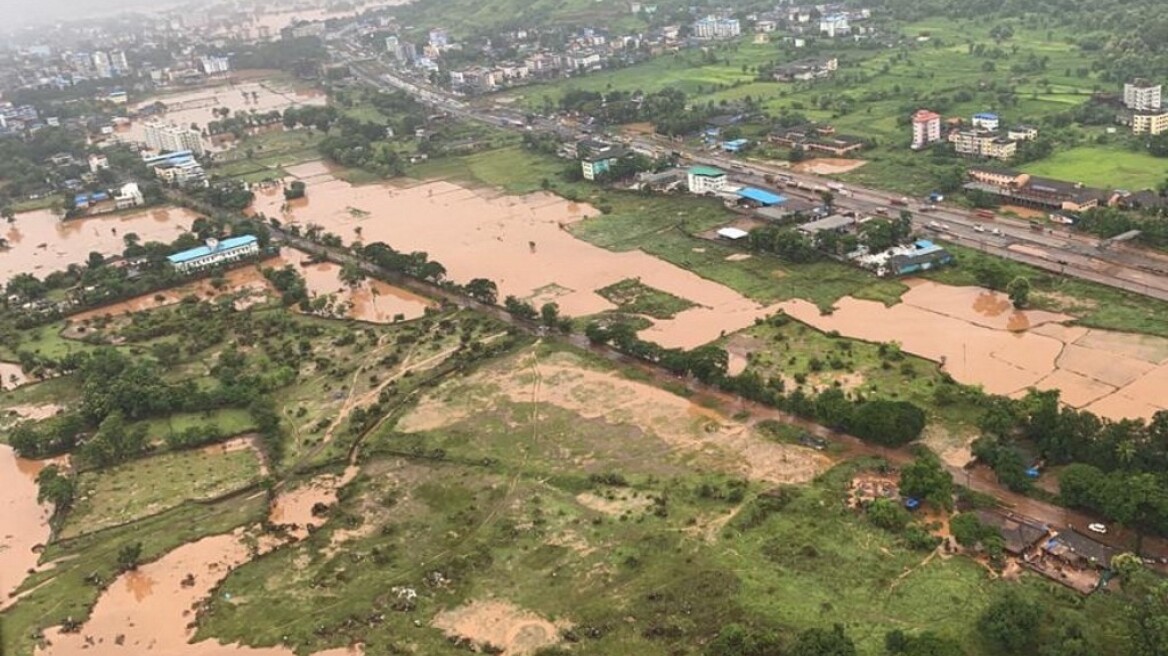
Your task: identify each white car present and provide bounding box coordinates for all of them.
[991,228,1003,236]
[973,224,985,233]
[1087,523,1108,534]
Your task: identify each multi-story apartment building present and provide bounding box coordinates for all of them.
[911,109,941,149]
[143,122,205,155]
[1124,79,1162,111]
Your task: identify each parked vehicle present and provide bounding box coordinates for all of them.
[890,197,909,207]
[973,224,985,233]
[991,228,1003,236]
[975,209,996,220]
[1087,523,1108,534]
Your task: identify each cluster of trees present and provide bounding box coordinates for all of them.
[747,226,821,263]
[361,242,447,284]
[282,105,341,132]
[193,181,255,212]
[225,36,327,76]
[558,88,720,136]
[206,109,283,139]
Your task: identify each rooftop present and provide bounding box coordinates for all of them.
[688,165,725,177]
[167,235,257,265]
[798,214,854,234]
[737,187,786,206]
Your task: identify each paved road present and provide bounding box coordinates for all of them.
[334,39,1168,302]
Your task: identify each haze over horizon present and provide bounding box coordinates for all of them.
[0,0,214,29]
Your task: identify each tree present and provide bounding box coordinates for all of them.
[338,261,366,289]
[539,302,561,328]
[1006,276,1030,309]
[1113,553,1168,656]
[117,542,144,571]
[790,624,857,656]
[36,465,75,515]
[850,400,926,447]
[977,590,1042,653]
[284,180,307,200]
[885,630,963,655]
[464,278,498,305]
[6,272,46,302]
[899,450,954,509]
[704,623,782,656]
[867,497,912,532]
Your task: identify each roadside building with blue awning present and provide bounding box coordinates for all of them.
[736,187,787,207]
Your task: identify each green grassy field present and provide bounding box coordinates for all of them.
[193,345,1128,656]
[1020,146,1168,190]
[596,278,698,319]
[60,445,263,538]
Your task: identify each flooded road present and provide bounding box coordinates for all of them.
[778,281,1168,421]
[2,206,199,285]
[0,445,54,610]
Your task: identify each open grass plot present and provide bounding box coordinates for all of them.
[1020,146,1168,190]
[59,443,264,539]
[596,278,698,319]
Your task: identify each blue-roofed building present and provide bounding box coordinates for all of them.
[721,138,750,153]
[972,112,1000,131]
[736,187,786,207]
[167,235,260,273]
[887,239,953,276]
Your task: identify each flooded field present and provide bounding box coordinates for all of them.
[213,1,405,39]
[68,247,432,325]
[251,178,779,348]
[36,468,362,656]
[2,206,199,285]
[0,446,53,610]
[122,80,325,152]
[778,281,1168,420]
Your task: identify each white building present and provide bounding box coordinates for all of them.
[114,182,144,209]
[143,121,205,155]
[429,27,450,48]
[687,165,727,194]
[819,14,850,37]
[1124,80,1162,111]
[110,50,129,76]
[692,16,741,39]
[971,112,1000,131]
[167,235,260,273]
[199,56,231,76]
[1007,125,1039,141]
[911,110,942,149]
[88,153,110,173]
[92,51,113,78]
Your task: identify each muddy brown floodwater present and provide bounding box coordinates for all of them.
[2,206,199,286]
[250,177,780,349]
[68,247,432,325]
[36,469,363,656]
[0,445,54,610]
[778,281,1168,421]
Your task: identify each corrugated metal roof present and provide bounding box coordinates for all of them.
[167,235,257,264]
[737,187,786,206]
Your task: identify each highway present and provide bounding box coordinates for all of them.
[330,37,1168,302]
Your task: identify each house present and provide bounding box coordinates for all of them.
[113,182,144,209]
[772,57,838,82]
[797,214,855,236]
[1110,189,1168,212]
[1123,79,1162,111]
[769,125,865,156]
[581,146,627,180]
[167,235,260,273]
[886,240,953,276]
[971,112,1000,131]
[1132,110,1168,135]
[687,165,727,194]
[88,153,110,173]
[911,110,941,149]
[635,169,683,191]
[949,129,1016,160]
[692,16,741,39]
[819,14,850,37]
[1007,125,1039,141]
[721,138,750,152]
[975,510,1049,555]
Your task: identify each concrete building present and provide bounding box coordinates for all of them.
[110,50,129,76]
[1007,125,1039,141]
[143,150,206,186]
[199,56,231,76]
[687,165,727,194]
[88,153,110,173]
[1132,111,1168,135]
[167,235,259,273]
[92,51,113,78]
[1124,79,1162,111]
[949,129,1016,160]
[143,121,205,155]
[692,16,741,39]
[428,27,450,48]
[911,110,941,149]
[971,112,1000,131]
[113,182,144,209]
[771,57,838,82]
[581,148,626,180]
[819,14,850,37]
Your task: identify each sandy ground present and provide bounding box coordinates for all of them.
[400,350,831,485]
[777,281,1168,420]
[432,600,566,655]
[792,158,867,175]
[249,178,782,349]
[0,362,31,390]
[3,206,199,286]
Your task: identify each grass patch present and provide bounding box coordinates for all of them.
[135,408,257,442]
[1019,146,1168,190]
[60,445,263,539]
[596,277,697,319]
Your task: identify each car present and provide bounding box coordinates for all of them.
[1087,523,1108,534]
[927,220,941,229]
[973,224,985,233]
[990,228,1003,236]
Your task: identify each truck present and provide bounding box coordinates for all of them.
[890,197,909,207]
[975,209,996,220]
